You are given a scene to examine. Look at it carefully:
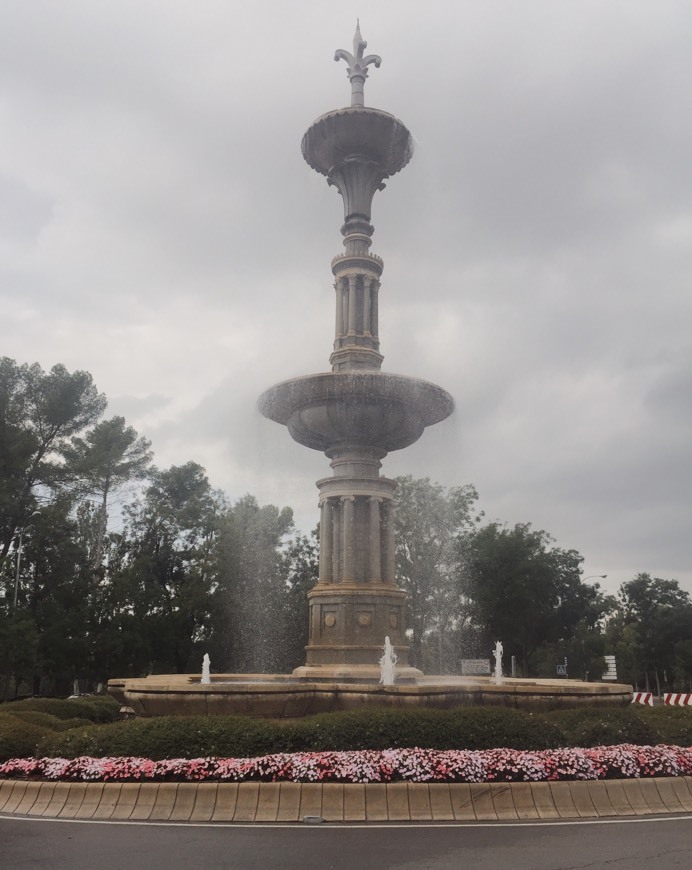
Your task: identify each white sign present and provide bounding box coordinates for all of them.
[603,655,617,681]
[461,659,491,676]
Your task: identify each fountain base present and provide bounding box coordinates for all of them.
[108,674,633,719]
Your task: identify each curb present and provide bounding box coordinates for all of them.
[1,777,692,823]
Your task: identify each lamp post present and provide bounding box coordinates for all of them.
[12,511,40,611]
[583,574,607,583]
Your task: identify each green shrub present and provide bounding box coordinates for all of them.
[636,707,692,745]
[6,695,119,724]
[281,707,564,752]
[29,703,692,762]
[38,715,290,761]
[443,707,565,750]
[0,709,94,732]
[0,718,56,762]
[546,707,663,747]
[38,706,565,760]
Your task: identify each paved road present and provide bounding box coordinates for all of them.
[2,816,691,869]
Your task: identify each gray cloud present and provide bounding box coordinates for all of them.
[1,1,691,597]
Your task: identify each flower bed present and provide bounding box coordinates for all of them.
[1,745,691,784]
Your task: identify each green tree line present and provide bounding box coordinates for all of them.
[1,357,690,698]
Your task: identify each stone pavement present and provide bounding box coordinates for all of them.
[1,777,692,823]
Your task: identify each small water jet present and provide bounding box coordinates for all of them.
[493,642,504,685]
[379,636,397,686]
[201,653,211,685]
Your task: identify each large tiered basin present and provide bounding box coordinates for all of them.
[302,107,413,179]
[258,371,454,452]
[109,674,634,719]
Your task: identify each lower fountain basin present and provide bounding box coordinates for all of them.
[109,674,633,719]
[258,371,454,452]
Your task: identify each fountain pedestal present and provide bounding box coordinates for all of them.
[258,27,454,680]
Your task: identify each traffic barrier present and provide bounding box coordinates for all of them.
[663,693,692,706]
[631,692,653,706]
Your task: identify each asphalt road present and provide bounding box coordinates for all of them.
[2,816,691,870]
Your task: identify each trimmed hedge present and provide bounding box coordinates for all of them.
[0,710,92,732]
[0,696,121,761]
[0,719,51,763]
[3,704,687,764]
[38,715,287,761]
[281,707,564,753]
[3,696,120,724]
[33,706,637,761]
[637,706,692,746]
[545,708,662,748]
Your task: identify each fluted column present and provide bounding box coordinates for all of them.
[363,277,372,336]
[319,499,333,582]
[368,496,382,581]
[332,498,341,581]
[335,280,345,338]
[341,495,355,581]
[347,275,357,335]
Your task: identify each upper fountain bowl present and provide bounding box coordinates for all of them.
[258,371,453,453]
[302,107,413,179]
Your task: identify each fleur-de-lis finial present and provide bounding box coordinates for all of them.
[334,20,381,107]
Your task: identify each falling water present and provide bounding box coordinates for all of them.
[493,641,503,685]
[201,653,211,685]
[379,636,397,685]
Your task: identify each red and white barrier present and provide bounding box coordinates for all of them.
[663,693,692,706]
[631,692,653,706]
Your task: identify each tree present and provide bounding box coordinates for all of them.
[394,476,480,671]
[108,462,224,674]
[0,358,106,560]
[612,573,692,692]
[61,416,153,568]
[1,495,95,698]
[460,523,605,675]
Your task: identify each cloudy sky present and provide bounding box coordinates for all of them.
[2,1,691,596]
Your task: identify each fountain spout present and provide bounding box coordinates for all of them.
[201,653,211,685]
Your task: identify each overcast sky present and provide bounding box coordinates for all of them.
[2,1,691,597]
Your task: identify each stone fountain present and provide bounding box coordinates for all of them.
[109,26,632,716]
[258,23,452,682]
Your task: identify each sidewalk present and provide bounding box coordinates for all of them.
[2,777,692,823]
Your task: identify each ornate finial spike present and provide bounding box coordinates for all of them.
[334,23,382,108]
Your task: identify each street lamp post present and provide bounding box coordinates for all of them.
[12,511,40,611]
